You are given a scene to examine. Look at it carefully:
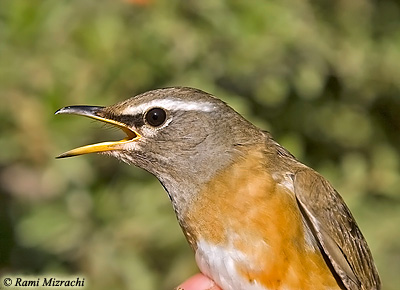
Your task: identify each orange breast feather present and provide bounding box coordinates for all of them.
[184,149,340,290]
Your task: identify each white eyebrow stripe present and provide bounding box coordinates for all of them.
[121,99,216,115]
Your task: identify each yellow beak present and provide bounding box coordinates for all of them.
[55,106,141,158]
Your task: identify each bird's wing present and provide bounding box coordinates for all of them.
[293,169,381,290]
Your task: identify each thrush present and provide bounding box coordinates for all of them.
[56,87,381,290]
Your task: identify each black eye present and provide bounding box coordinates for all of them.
[145,107,167,127]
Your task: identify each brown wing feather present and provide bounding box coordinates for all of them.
[293,169,381,290]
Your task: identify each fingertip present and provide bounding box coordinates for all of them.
[176,273,220,290]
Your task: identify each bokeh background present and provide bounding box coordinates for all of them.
[1,0,399,289]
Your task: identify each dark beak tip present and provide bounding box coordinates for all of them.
[55,152,68,159]
[55,152,77,159]
[54,106,74,115]
[54,108,64,115]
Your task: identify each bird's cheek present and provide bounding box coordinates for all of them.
[135,124,153,135]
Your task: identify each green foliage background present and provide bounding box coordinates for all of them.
[1,0,399,289]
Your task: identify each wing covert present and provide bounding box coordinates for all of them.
[293,169,381,290]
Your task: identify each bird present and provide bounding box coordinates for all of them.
[56,87,381,290]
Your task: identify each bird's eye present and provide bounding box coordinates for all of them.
[145,107,167,127]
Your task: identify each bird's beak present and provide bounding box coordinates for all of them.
[55,105,141,158]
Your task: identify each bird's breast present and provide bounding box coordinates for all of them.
[181,148,341,289]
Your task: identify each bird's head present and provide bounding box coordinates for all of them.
[56,87,264,209]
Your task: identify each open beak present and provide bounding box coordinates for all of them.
[55,106,141,158]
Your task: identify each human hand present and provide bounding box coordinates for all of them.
[176,273,221,290]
